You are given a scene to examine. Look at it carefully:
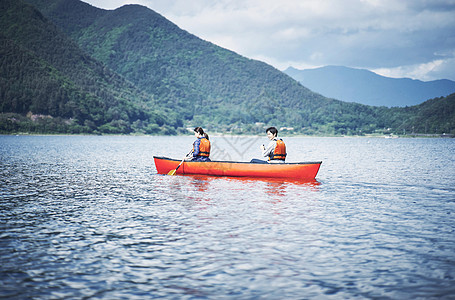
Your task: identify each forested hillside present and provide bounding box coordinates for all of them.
[386,93,455,135]
[1,0,454,135]
[22,0,388,135]
[0,0,175,134]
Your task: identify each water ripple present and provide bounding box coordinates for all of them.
[1,136,454,298]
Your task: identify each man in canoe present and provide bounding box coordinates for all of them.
[251,126,287,163]
[187,127,211,162]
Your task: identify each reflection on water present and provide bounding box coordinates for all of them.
[161,174,321,205]
[1,136,454,299]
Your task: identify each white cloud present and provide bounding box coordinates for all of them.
[82,0,455,81]
[374,55,455,81]
[83,0,141,9]
[374,61,445,81]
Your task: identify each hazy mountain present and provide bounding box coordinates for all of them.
[285,66,455,107]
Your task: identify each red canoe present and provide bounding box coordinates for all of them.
[154,156,322,180]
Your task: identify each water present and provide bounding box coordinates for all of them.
[1,135,454,299]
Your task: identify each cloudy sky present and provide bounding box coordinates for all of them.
[82,0,455,81]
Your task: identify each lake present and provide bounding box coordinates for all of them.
[1,135,454,299]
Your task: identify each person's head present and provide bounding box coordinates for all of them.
[266,127,278,140]
[194,127,207,139]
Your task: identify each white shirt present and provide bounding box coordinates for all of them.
[262,138,277,159]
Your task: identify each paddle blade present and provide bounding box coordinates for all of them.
[167,158,185,175]
[167,169,177,176]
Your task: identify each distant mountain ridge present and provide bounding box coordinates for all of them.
[284,66,455,107]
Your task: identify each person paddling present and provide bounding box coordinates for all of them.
[251,126,286,163]
[188,127,211,162]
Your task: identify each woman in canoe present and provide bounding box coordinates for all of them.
[251,126,287,163]
[188,127,211,162]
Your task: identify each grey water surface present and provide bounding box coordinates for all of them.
[1,135,454,299]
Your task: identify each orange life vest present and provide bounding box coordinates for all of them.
[270,139,286,160]
[195,137,211,157]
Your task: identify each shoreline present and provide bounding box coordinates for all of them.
[2,133,453,138]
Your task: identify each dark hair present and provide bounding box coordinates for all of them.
[194,127,204,135]
[194,127,209,140]
[266,126,278,136]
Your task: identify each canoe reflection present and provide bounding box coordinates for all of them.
[167,174,321,194]
[157,174,321,209]
[177,174,320,185]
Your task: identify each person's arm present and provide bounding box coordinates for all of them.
[184,149,194,161]
[193,139,201,156]
[262,140,276,158]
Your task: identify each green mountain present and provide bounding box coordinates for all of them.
[386,94,455,135]
[2,0,454,135]
[22,0,387,135]
[0,0,175,134]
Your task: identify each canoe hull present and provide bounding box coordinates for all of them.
[154,156,321,180]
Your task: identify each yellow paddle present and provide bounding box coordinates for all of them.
[167,150,192,175]
[167,158,185,175]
